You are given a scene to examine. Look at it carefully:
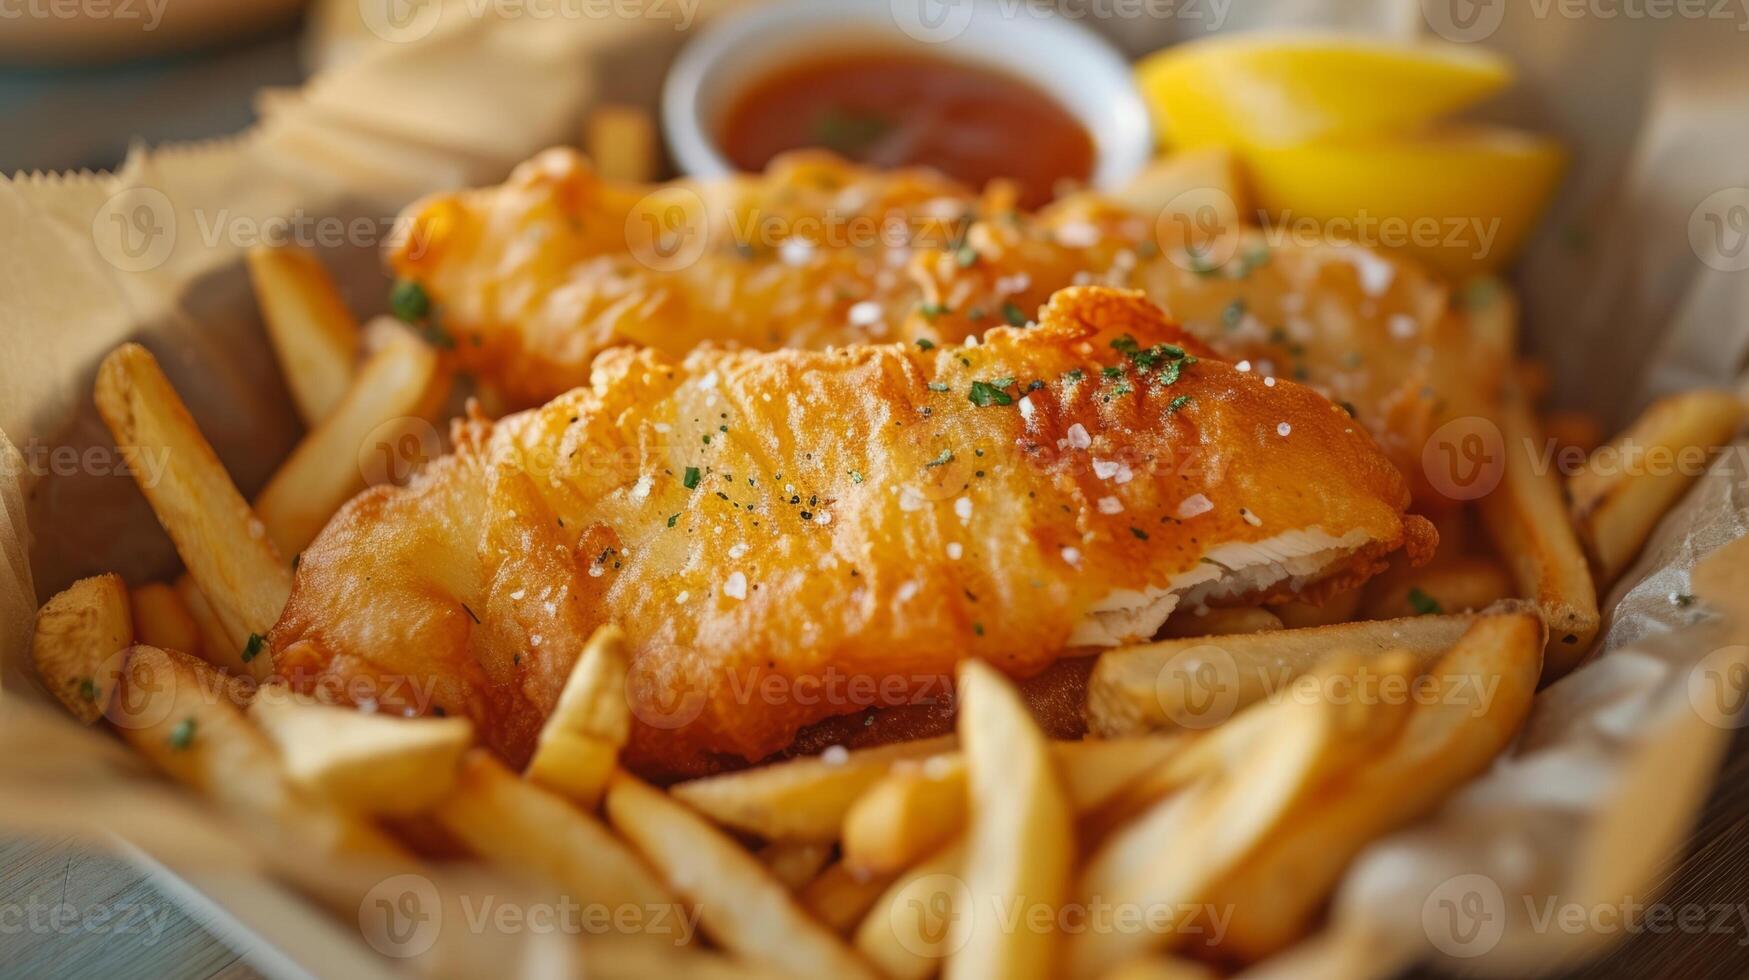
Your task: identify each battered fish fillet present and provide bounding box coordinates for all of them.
[389,149,1506,506]
[271,287,1433,779]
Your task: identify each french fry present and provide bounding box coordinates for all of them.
[1086,614,1480,736]
[800,861,899,934]
[175,574,244,675]
[1570,390,1746,587]
[525,624,630,810]
[249,689,474,816]
[1479,389,1601,675]
[853,841,966,980]
[1159,605,1283,639]
[669,735,957,842]
[245,245,361,426]
[946,661,1073,980]
[105,646,405,870]
[604,772,877,978]
[432,751,684,939]
[31,574,133,724]
[1361,556,1513,620]
[129,582,200,659]
[1207,612,1545,961]
[95,344,290,680]
[1107,147,1251,224]
[1067,652,1420,978]
[758,840,834,892]
[1545,409,1605,457]
[1101,957,1218,980]
[254,328,446,557]
[842,736,1184,876]
[586,105,660,183]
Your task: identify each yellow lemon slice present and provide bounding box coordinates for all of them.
[1137,33,1513,149]
[1243,125,1566,280]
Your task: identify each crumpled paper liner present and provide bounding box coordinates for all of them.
[3,3,1749,978]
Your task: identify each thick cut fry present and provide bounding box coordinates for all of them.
[95,344,290,680]
[1102,957,1218,980]
[1207,612,1545,961]
[853,842,966,980]
[31,574,133,724]
[249,689,474,816]
[1479,390,1600,675]
[175,575,244,675]
[1160,605,1283,639]
[1545,409,1604,457]
[1086,614,1480,736]
[1068,653,1419,978]
[759,840,834,892]
[432,751,684,938]
[525,624,630,810]
[1361,556,1513,620]
[842,736,1184,876]
[1104,147,1251,225]
[254,328,446,557]
[946,661,1073,980]
[669,735,957,842]
[1570,390,1746,587]
[106,646,406,873]
[801,861,900,935]
[604,772,877,978]
[246,245,361,426]
[129,582,200,659]
[586,105,659,183]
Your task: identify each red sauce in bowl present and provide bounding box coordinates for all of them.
[720,50,1096,209]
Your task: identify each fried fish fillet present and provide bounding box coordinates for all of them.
[389,149,1505,507]
[271,287,1433,779]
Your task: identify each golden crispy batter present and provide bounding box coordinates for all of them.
[272,287,1431,779]
[389,149,1502,507]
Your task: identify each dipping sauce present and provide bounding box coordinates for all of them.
[720,50,1096,209]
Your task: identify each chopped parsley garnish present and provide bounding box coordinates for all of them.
[849,470,864,484]
[168,718,197,751]
[1407,587,1443,616]
[702,434,712,445]
[1001,302,1027,327]
[1101,366,1123,380]
[967,307,987,321]
[926,449,955,468]
[915,338,935,350]
[919,302,950,321]
[1186,248,1220,277]
[967,380,1013,407]
[973,622,985,636]
[242,633,265,663]
[1167,394,1193,413]
[954,244,978,268]
[78,678,98,702]
[1221,299,1246,329]
[667,513,679,528]
[1236,245,1271,277]
[813,109,892,156]
[390,279,430,323]
[683,466,702,490]
[1063,369,1084,382]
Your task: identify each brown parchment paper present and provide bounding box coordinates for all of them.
[3,3,1749,978]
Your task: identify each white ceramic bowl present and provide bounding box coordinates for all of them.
[662,0,1153,192]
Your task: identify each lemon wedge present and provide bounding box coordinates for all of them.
[1138,33,1513,149]
[1243,126,1566,279]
